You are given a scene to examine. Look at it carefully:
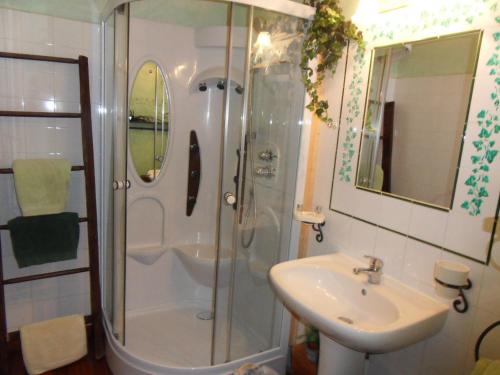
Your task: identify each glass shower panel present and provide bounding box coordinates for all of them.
[229,7,305,361]
[102,3,129,344]
[124,0,230,366]
[211,3,249,365]
[213,5,306,364]
[102,11,115,328]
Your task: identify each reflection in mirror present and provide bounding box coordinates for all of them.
[357,31,482,208]
[129,61,169,183]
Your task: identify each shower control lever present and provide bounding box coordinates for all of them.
[255,166,276,178]
[224,192,237,206]
[258,149,276,161]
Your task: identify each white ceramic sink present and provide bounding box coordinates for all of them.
[270,253,449,374]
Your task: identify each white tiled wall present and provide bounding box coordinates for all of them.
[0,8,101,332]
[308,59,500,375]
[304,1,500,373]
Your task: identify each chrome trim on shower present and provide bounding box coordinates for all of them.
[210,1,238,366]
[101,0,314,23]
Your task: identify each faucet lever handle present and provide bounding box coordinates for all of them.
[363,255,383,269]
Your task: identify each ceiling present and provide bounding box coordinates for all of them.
[0,0,106,23]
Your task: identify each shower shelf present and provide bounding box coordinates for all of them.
[127,246,167,265]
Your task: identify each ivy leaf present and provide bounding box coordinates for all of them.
[494,125,500,134]
[478,187,489,198]
[479,128,491,138]
[473,140,483,150]
[465,175,477,186]
[472,198,483,209]
[485,149,498,163]
[482,175,490,183]
[477,110,487,119]
[487,54,499,66]
[471,155,481,164]
[494,32,500,42]
[480,164,490,172]
[461,201,470,209]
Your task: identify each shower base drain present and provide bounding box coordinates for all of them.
[196,311,214,320]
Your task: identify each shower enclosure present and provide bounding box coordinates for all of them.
[101,1,312,373]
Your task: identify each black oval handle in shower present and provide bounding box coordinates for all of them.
[186,130,201,216]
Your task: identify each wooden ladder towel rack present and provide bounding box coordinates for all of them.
[0,52,104,374]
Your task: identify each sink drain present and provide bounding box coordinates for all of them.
[338,316,354,324]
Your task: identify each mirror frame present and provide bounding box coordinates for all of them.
[328,6,500,265]
[127,59,173,186]
[354,30,484,212]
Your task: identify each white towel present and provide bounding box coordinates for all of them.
[20,315,87,375]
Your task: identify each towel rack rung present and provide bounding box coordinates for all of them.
[0,217,87,231]
[0,165,84,174]
[0,52,79,64]
[0,111,81,118]
[1,267,90,285]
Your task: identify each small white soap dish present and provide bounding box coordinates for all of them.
[294,205,326,242]
[294,208,325,224]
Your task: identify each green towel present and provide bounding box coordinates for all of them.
[472,359,500,375]
[8,213,80,268]
[13,159,71,216]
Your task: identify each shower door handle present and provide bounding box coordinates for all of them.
[113,180,130,190]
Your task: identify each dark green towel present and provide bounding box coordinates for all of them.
[8,212,80,268]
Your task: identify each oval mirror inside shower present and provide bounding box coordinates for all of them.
[129,61,170,183]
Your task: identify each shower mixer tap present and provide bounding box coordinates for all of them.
[255,166,276,178]
[258,149,276,161]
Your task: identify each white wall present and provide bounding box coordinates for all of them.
[0,8,101,332]
[305,1,500,374]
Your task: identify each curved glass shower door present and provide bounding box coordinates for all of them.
[213,5,305,364]
[102,0,306,368]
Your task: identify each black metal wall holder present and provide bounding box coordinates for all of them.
[434,278,472,313]
[308,221,326,243]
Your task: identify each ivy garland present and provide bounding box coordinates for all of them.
[301,0,364,127]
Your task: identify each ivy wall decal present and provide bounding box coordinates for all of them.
[339,46,365,182]
[461,15,500,215]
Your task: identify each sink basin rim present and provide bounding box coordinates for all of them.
[270,253,449,353]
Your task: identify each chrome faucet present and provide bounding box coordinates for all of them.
[353,255,384,284]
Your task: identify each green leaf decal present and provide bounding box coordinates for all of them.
[486,149,498,163]
[478,187,489,198]
[465,176,477,186]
